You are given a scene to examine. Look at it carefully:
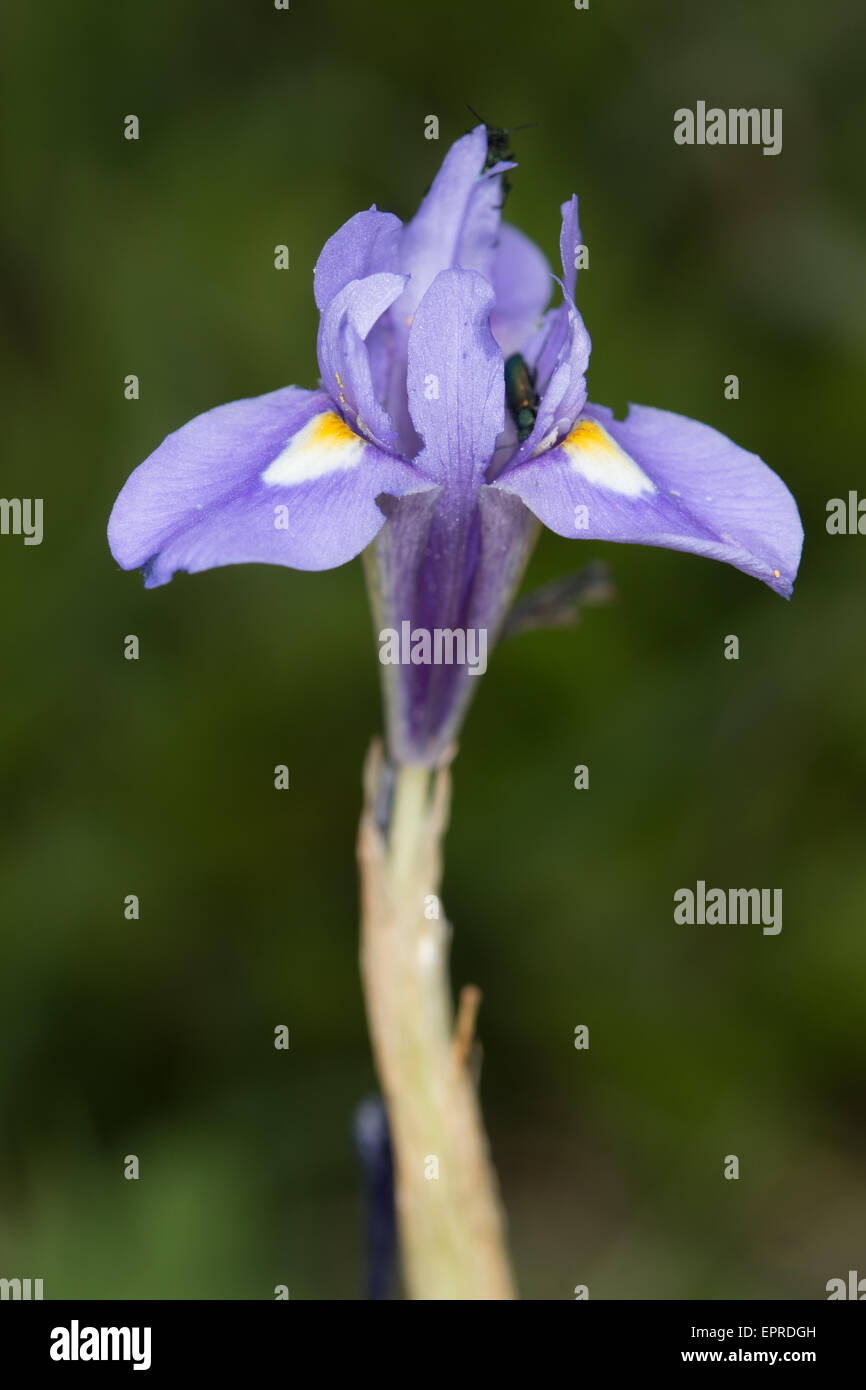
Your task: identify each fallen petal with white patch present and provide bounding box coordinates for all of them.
[108,386,433,586]
[492,401,803,598]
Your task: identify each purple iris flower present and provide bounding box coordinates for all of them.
[108,125,803,764]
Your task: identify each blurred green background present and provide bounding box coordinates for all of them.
[2,0,865,1299]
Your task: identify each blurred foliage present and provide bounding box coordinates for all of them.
[1,0,865,1298]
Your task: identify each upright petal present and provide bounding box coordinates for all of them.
[559,194,581,300]
[491,195,591,475]
[523,197,583,379]
[407,268,504,490]
[489,223,552,358]
[493,402,804,596]
[384,127,514,454]
[398,126,493,318]
[108,387,432,587]
[313,207,402,311]
[453,156,517,278]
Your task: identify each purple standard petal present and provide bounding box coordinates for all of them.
[489,222,552,359]
[397,126,497,320]
[382,127,512,454]
[493,402,804,597]
[523,196,586,390]
[316,271,407,452]
[108,386,432,587]
[313,207,402,311]
[559,194,581,300]
[489,196,590,477]
[452,155,518,278]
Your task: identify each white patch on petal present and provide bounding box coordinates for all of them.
[262,411,364,486]
[563,419,656,498]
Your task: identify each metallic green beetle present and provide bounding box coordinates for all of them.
[504,353,538,444]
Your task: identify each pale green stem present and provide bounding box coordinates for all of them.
[357,740,516,1299]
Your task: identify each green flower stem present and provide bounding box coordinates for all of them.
[357,740,516,1300]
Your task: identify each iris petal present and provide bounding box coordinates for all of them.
[316,272,407,452]
[493,402,804,597]
[406,268,505,490]
[313,207,402,312]
[108,387,432,586]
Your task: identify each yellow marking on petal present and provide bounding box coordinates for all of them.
[562,418,656,498]
[311,410,357,448]
[262,410,364,487]
[334,371,346,405]
[773,569,780,578]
